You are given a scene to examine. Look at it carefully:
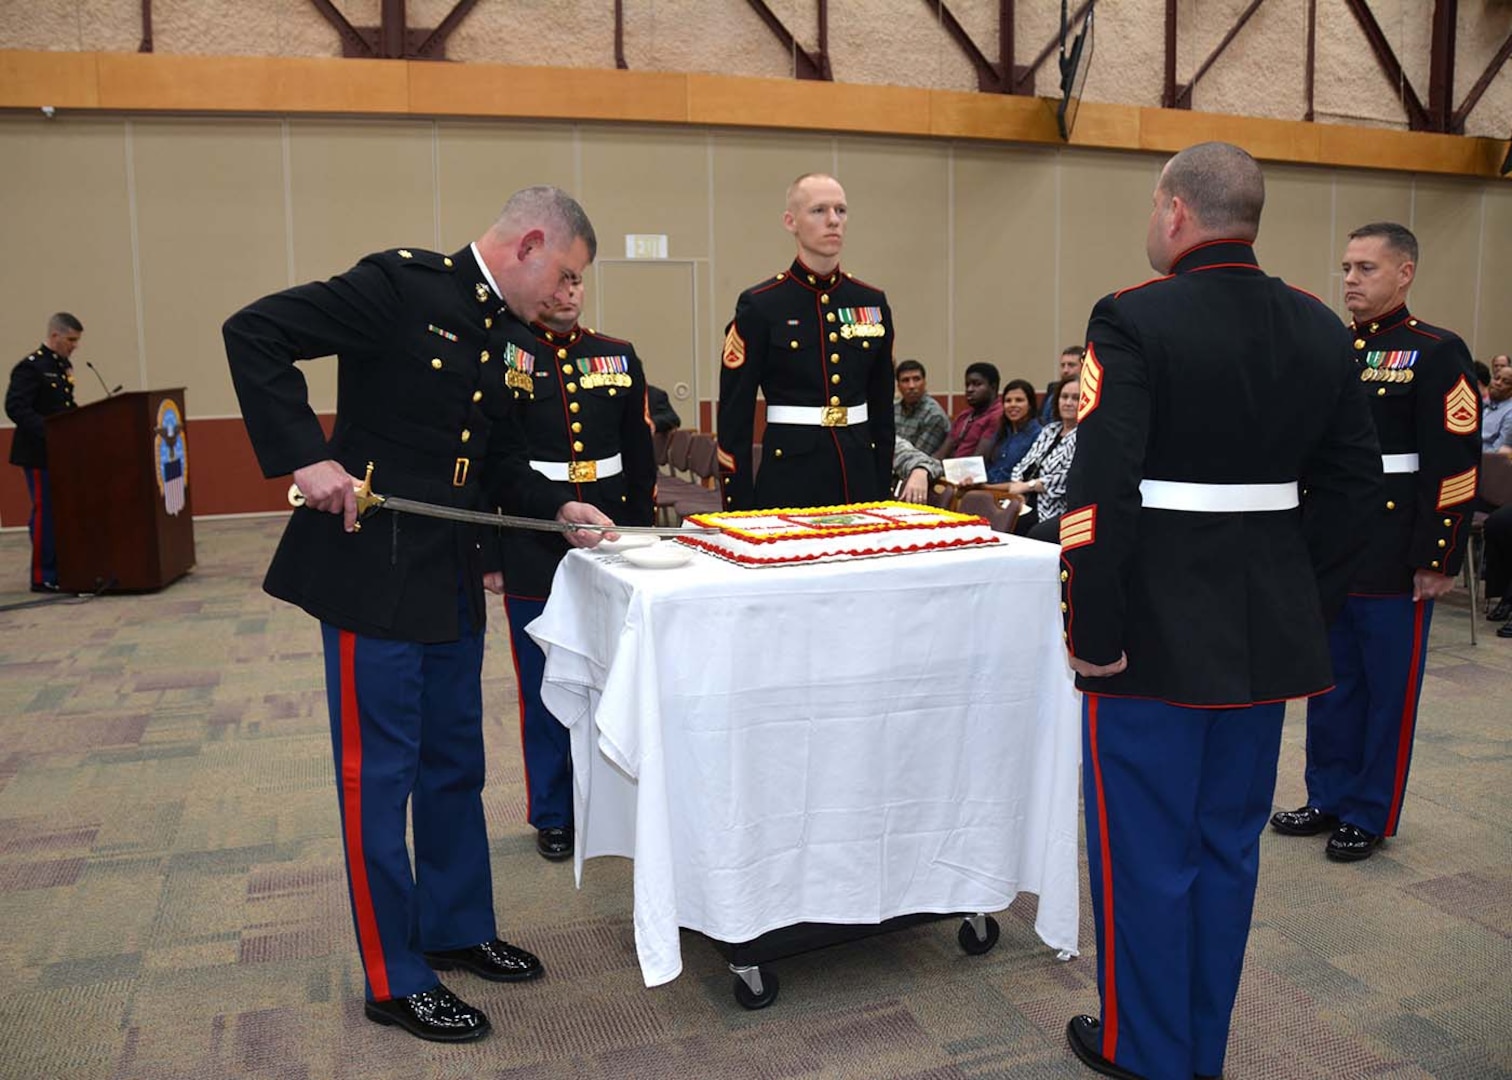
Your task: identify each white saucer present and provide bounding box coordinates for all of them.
[620,541,695,569]
[597,533,661,553]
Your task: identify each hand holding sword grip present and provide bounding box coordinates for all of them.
[556,499,619,547]
[287,461,376,533]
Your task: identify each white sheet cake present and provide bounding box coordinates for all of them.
[676,500,1002,566]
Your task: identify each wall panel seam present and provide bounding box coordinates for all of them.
[1472,187,1486,354]
[946,142,955,383]
[282,119,295,286]
[704,131,717,414]
[431,120,441,250]
[124,119,147,392]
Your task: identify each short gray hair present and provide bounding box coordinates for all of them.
[495,185,597,260]
[48,312,83,335]
[1348,221,1418,265]
[1160,142,1265,237]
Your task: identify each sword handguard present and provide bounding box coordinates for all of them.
[286,462,382,531]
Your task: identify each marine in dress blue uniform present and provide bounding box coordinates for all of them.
[496,286,656,859]
[717,173,895,510]
[223,187,608,1044]
[1272,223,1481,862]
[1058,145,1380,1080]
[5,314,83,591]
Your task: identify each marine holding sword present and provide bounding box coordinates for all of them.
[223,186,616,1045]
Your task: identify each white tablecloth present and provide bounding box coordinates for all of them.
[527,537,1081,987]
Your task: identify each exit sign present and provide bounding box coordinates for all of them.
[625,234,668,259]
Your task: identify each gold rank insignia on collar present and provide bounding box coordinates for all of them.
[475,283,489,302]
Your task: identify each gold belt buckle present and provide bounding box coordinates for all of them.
[567,460,598,483]
[453,457,470,487]
[820,405,849,427]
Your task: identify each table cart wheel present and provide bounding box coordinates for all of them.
[731,964,780,1009]
[958,914,1000,956]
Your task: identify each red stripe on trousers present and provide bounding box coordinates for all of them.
[503,597,534,821]
[29,469,43,585]
[338,631,391,1001]
[1384,602,1427,835]
[1087,694,1118,1059]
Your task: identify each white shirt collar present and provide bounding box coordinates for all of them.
[471,242,503,301]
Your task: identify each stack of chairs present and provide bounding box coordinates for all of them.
[956,489,1024,534]
[676,434,725,516]
[1464,452,1512,645]
[654,429,728,524]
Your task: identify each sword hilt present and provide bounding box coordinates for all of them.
[287,462,382,530]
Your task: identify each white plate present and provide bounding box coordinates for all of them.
[620,541,696,569]
[596,533,661,553]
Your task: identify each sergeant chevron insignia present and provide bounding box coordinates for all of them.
[1443,376,1478,435]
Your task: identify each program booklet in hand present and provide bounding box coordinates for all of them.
[942,456,988,485]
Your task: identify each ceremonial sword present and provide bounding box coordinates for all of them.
[286,462,716,535]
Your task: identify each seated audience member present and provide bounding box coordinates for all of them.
[1476,361,1493,404]
[938,362,1002,460]
[893,436,944,503]
[1484,363,1512,452]
[894,359,950,457]
[985,379,1042,483]
[1494,353,1511,376]
[1487,506,1512,639]
[646,383,681,433]
[1041,346,1084,423]
[1003,377,1081,542]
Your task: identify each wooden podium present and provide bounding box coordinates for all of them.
[45,389,196,593]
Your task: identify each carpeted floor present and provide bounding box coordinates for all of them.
[1,518,1508,1080]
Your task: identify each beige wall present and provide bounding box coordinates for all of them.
[4,2,1509,138]
[3,111,1508,440]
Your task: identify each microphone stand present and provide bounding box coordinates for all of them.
[85,361,122,397]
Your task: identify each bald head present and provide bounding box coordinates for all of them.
[786,172,841,212]
[1158,142,1265,239]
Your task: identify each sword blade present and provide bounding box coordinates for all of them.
[375,495,715,535]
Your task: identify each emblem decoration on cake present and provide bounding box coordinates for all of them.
[677,500,1002,566]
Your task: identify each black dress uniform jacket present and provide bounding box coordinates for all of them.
[224,246,566,644]
[5,344,77,468]
[497,319,657,598]
[717,258,895,510]
[1060,241,1382,706]
[1345,305,1480,594]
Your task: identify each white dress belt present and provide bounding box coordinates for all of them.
[1381,453,1420,474]
[530,453,623,483]
[765,403,870,427]
[1139,479,1300,513]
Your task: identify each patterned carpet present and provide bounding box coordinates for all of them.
[0,518,1508,1080]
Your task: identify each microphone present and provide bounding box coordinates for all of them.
[85,361,123,397]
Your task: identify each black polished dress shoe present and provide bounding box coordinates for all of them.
[1499,619,1512,639]
[424,938,544,983]
[29,582,60,594]
[1488,598,1512,623]
[1269,805,1339,836]
[536,826,573,861]
[1326,822,1383,862]
[364,984,490,1042]
[1066,1015,1147,1079]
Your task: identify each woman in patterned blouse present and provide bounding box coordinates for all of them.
[1004,377,1080,541]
